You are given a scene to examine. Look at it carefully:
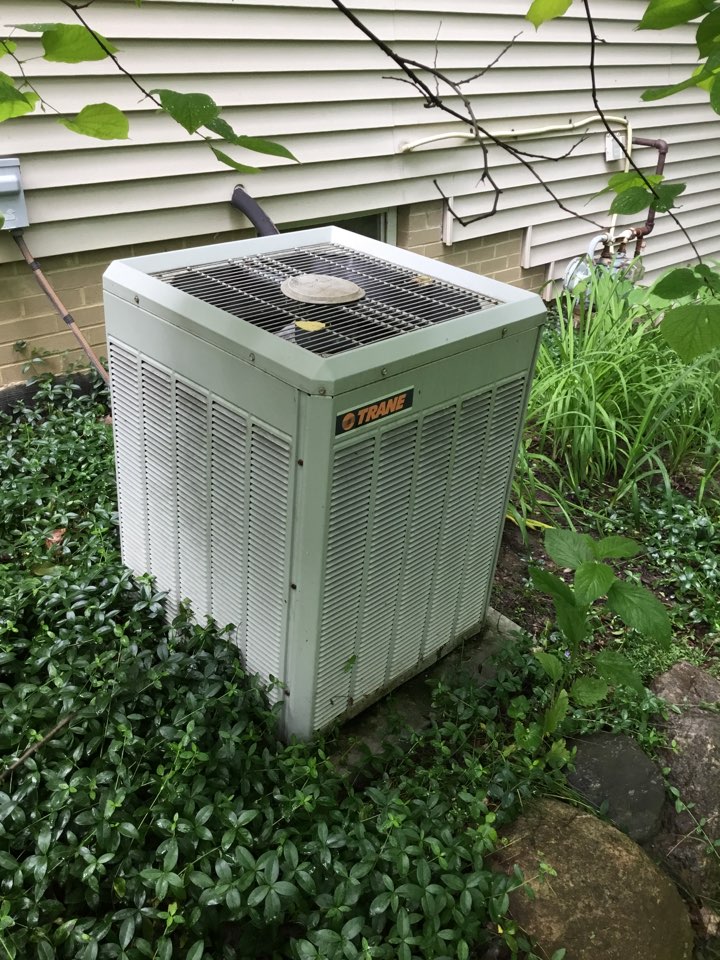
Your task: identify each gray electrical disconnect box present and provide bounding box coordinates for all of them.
[0,158,29,231]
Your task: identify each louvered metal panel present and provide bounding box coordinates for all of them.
[246,425,293,699]
[422,390,493,656]
[175,380,211,616]
[209,401,248,647]
[456,377,527,635]
[108,340,147,572]
[314,439,375,728]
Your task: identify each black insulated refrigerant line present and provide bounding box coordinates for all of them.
[230,185,279,237]
[11,230,109,385]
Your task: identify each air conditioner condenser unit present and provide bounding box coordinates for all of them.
[103,227,545,739]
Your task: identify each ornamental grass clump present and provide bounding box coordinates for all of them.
[524,271,720,505]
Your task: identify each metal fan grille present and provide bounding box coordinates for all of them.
[152,243,501,356]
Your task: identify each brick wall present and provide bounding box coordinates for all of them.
[396,200,547,292]
[0,204,546,387]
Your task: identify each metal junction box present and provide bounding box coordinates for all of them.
[103,226,545,739]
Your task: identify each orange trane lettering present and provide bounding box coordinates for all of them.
[335,388,414,435]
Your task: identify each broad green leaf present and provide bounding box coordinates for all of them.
[186,944,205,960]
[0,40,17,58]
[543,689,569,735]
[535,651,565,683]
[607,580,671,646]
[609,186,654,215]
[594,649,644,692]
[119,918,135,950]
[152,88,219,133]
[15,23,117,62]
[651,181,686,212]
[204,117,298,161]
[574,561,616,605]
[58,102,128,140]
[697,8,720,57]
[526,0,572,29]
[711,75,720,114]
[0,73,30,105]
[341,916,365,940]
[638,0,707,30]
[570,676,609,706]
[529,567,576,606]
[554,597,589,648]
[594,535,640,560]
[642,74,701,100]
[652,267,703,300]
[0,88,38,122]
[597,170,663,196]
[210,146,260,174]
[544,528,595,569]
[661,302,720,361]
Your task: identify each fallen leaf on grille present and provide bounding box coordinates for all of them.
[413,275,433,285]
[294,320,326,332]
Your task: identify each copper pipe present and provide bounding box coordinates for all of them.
[11,231,109,385]
[630,137,669,257]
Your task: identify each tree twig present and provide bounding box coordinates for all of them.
[0,715,74,785]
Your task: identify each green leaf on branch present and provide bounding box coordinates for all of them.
[697,8,720,57]
[554,597,589,648]
[710,75,720,114]
[661,302,720,361]
[204,118,298,161]
[594,650,644,692]
[542,689,569,735]
[638,0,707,30]
[597,170,663,196]
[530,567,576,607]
[210,146,260,174]
[535,651,565,683]
[151,89,220,134]
[0,77,39,122]
[526,0,572,28]
[15,23,117,62]
[544,528,595,569]
[652,267,703,300]
[642,74,702,101]
[651,181,686,212]
[0,72,31,106]
[574,562,616,605]
[606,580,671,646]
[58,103,129,140]
[570,676,609,706]
[609,187,655,215]
[0,40,17,58]
[594,535,640,560]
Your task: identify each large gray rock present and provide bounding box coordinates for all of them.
[493,798,693,960]
[567,732,665,842]
[650,662,720,906]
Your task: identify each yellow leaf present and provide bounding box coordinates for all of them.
[413,274,433,285]
[294,320,326,332]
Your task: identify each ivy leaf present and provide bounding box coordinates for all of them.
[637,0,707,30]
[210,146,260,174]
[535,651,565,683]
[609,187,654,215]
[574,561,616,605]
[542,689,569,735]
[606,580,671,646]
[151,89,219,134]
[661,302,720,361]
[594,650,644,692]
[593,535,640,560]
[570,676,609,706]
[544,528,595,569]
[58,102,129,140]
[15,23,117,62]
[526,0,572,29]
[529,567,576,606]
[651,268,703,301]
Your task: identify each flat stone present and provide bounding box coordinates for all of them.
[652,661,720,708]
[493,798,694,960]
[566,732,665,842]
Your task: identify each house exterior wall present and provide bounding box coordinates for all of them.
[0,0,716,382]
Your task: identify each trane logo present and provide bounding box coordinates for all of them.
[335,388,414,435]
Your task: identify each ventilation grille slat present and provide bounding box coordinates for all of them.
[152,242,501,357]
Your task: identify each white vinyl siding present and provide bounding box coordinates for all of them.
[0,0,717,277]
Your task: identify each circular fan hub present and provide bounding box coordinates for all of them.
[280,273,365,305]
